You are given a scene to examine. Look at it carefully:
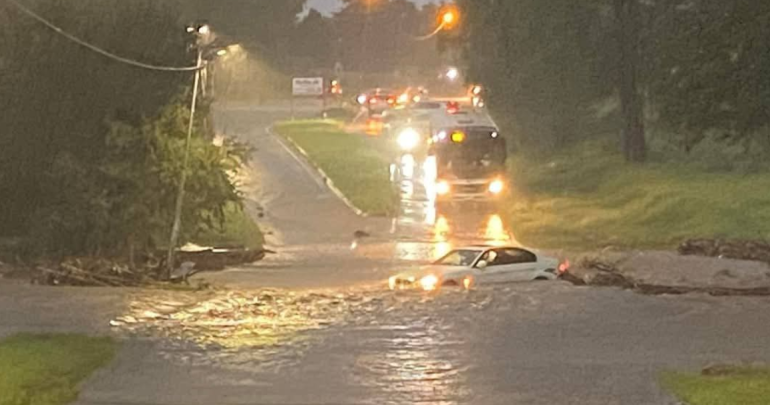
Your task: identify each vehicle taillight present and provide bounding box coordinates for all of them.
[558,260,571,274]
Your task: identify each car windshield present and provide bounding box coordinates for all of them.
[433,249,481,266]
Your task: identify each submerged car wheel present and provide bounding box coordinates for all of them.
[443,277,474,289]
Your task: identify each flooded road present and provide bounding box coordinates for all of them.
[388,151,517,261]
[73,105,770,405]
[205,107,519,290]
[96,282,770,405]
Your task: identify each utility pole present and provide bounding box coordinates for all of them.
[166,25,209,278]
[615,0,646,162]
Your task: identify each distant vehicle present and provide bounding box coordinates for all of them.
[388,245,565,291]
[357,88,397,117]
[426,107,508,202]
[382,100,446,134]
[394,86,430,106]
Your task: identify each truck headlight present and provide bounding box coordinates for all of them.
[489,179,504,194]
[397,128,420,151]
[436,180,451,195]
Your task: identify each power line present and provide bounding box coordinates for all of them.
[6,0,203,72]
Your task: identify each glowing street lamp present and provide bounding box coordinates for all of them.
[442,10,458,27]
[415,5,460,41]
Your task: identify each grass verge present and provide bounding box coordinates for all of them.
[506,142,770,250]
[274,120,398,216]
[0,334,118,405]
[662,368,770,405]
[194,202,263,249]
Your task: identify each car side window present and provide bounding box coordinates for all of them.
[479,250,498,267]
[496,248,537,265]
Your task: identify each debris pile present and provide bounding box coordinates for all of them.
[679,239,770,263]
[21,248,274,287]
[35,258,158,287]
[562,254,770,296]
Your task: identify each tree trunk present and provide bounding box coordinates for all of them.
[615,0,646,162]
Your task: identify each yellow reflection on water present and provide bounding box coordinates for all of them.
[484,214,511,245]
[434,215,450,242]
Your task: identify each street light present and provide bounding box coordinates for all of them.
[442,10,457,26]
[197,24,210,36]
[446,67,460,81]
[415,6,460,41]
[166,24,211,278]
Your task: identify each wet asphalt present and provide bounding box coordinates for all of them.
[19,103,770,405]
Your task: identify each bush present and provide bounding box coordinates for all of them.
[25,100,250,258]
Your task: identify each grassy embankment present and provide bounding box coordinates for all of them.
[662,367,770,405]
[274,120,398,216]
[506,142,770,250]
[273,120,770,249]
[194,202,263,249]
[0,334,118,405]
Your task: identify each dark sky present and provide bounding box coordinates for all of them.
[307,0,440,14]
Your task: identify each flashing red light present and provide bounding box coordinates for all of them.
[446,101,460,114]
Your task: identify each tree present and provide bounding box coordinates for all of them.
[180,0,306,68]
[615,0,646,162]
[0,0,192,238]
[458,0,611,150]
[644,0,770,152]
[291,9,336,71]
[0,0,246,258]
[334,0,441,74]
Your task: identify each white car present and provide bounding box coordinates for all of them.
[389,245,566,291]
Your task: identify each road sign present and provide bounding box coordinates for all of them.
[292,77,324,96]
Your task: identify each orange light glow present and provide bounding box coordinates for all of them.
[439,5,460,29]
[434,215,450,241]
[366,119,383,136]
[442,11,456,25]
[489,179,504,194]
[451,131,466,143]
[436,180,451,195]
[484,214,509,243]
[420,274,439,291]
[463,277,473,290]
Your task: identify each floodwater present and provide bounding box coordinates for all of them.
[111,281,770,405]
[98,106,770,404]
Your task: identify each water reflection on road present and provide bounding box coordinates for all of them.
[388,152,516,264]
[111,281,770,404]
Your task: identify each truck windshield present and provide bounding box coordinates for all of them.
[433,127,506,178]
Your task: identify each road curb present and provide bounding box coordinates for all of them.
[266,126,367,217]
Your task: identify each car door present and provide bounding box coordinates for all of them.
[482,248,539,283]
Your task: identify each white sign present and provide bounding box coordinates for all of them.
[292,77,324,96]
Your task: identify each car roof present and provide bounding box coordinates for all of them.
[457,245,533,252]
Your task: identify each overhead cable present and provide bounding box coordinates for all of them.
[6,0,202,72]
